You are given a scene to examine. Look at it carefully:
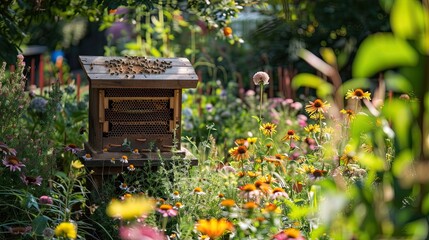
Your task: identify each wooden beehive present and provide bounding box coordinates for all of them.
[79,56,198,168]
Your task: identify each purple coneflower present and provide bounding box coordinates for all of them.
[21,174,42,186]
[3,156,25,172]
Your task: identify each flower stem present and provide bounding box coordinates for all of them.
[259,85,264,120]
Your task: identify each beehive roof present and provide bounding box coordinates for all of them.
[79,56,198,89]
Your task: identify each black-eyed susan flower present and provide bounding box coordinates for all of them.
[304,124,321,134]
[345,88,371,100]
[106,196,155,220]
[253,71,270,85]
[230,146,249,161]
[2,156,25,172]
[260,122,277,136]
[54,222,77,239]
[247,137,257,145]
[281,130,300,141]
[340,108,356,121]
[234,138,246,146]
[196,218,234,239]
[340,144,357,165]
[305,99,331,116]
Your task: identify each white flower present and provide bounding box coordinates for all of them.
[252,71,270,86]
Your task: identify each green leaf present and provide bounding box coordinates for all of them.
[359,153,385,171]
[32,216,49,235]
[352,33,418,78]
[390,0,425,39]
[384,71,413,92]
[292,73,333,98]
[382,99,412,150]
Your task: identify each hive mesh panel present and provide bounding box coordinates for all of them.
[109,99,169,111]
[108,123,170,137]
[104,88,174,97]
[105,109,172,122]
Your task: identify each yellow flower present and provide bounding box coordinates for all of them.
[71,160,84,169]
[247,137,257,145]
[305,99,331,116]
[106,196,155,220]
[260,122,277,136]
[243,201,258,209]
[340,144,357,165]
[340,109,355,121]
[304,124,321,134]
[196,218,234,239]
[281,130,300,141]
[234,138,246,146]
[345,88,371,100]
[54,222,77,239]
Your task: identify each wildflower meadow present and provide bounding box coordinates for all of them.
[1,0,429,240]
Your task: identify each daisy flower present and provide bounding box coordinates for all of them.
[120,155,128,164]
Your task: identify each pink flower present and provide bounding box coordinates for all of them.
[2,156,25,172]
[252,71,270,85]
[157,204,178,217]
[64,144,82,155]
[119,224,165,240]
[21,174,42,186]
[39,195,53,205]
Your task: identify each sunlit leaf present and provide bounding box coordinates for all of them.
[382,99,412,150]
[384,71,413,92]
[292,73,333,98]
[392,150,413,177]
[359,153,385,171]
[320,47,337,67]
[353,33,418,78]
[391,0,425,39]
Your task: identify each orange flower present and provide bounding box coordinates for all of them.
[196,218,234,239]
[230,146,249,161]
[223,27,233,37]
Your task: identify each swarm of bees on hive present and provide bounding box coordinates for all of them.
[91,56,173,78]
